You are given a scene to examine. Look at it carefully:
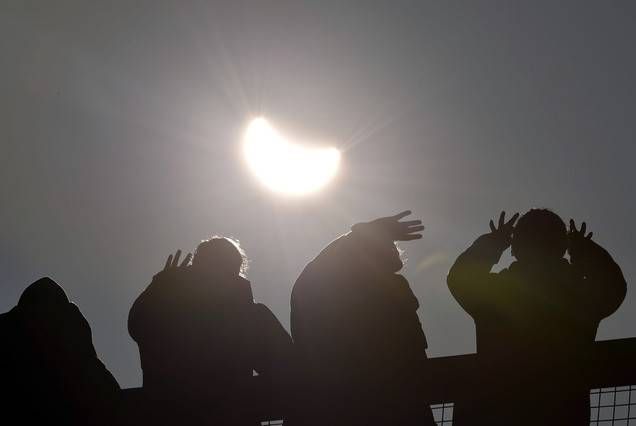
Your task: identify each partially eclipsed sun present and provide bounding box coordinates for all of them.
[243,118,341,196]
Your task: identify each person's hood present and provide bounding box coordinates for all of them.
[18,277,69,308]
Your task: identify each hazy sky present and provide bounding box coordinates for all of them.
[1,1,635,388]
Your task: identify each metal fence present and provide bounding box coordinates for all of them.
[427,386,636,426]
[261,389,636,426]
[131,338,636,426]
[590,386,636,425]
[431,402,455,425]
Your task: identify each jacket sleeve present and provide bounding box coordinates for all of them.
[291,221,412,363]
[570,238,627,319]
[252,303,293,376]
[290,230,360,338]
[447,233,507,317]
[392,275,429,355]
[128,271,177,344]
[305,222,399,274]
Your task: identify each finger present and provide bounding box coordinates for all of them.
[406,225,425,233]
[569,219,575,233]
[506,213,520,227]
[164,254,173,270]
[172,250,182,268]
[498,211,506,228]
[580,222,586,236]
[401,220,422,227]
[401,233,423,241]
[180,253,192,268]
[489,219,496,233]
[392,210,412,221]
[586,232,593,239]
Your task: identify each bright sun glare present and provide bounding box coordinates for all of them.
[243,118,341,196]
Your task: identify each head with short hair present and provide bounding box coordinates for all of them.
[511,209,567,263]
[191,236,248,277]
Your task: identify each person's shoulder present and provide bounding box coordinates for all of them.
[292,259,326,297]
[494,267,511,279]
[475,265,513,292]
[0,309,17,338]
[386,274,419,309]
[252,302,273,316]
[144,268,185,295]
[251,303,285,330]
[491,260,519,279]
[235,276,254,301]
[392,274,413,291]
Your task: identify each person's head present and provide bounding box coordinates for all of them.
[18,277,69,311]
[191,236,248,277]
[17,277,91,351]
[363,241,405,273]
[511,209,568,263]
[390,243,408,272]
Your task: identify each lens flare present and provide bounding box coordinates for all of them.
[243,118,341,196]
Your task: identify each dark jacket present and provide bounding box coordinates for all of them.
[1,277,121,426]
[129,269,292,424]
[291,229,435,426]
[447,234,627,425]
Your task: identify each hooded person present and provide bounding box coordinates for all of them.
[447,210,627,425]
[1,277,120,426]
[290,211,436,426]
[128,237,292,425]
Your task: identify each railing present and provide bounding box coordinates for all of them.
[590,386,636,425]
[124,337,636,425]
[427,387,636,425]
[430,402,455,425]
[424,337,636,425]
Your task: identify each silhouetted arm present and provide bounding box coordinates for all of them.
[447,212,518,316]
[388,275,429,357]
[127,275,162,343]
[306,210,423,272]
[250,303,295,418]
[291,211,425,374]
[128,250,191,342]
[291,214,412,345]
[568,221,627,319]
[252,303,293,377]
[290,230,384,372]
[447,234,507,316]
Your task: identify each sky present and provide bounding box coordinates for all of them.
[1,1,635,388]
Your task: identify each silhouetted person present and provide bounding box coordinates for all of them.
[290,211,436,426]
[0,277,120,425]
[447,210,627,425]
[128,237,292,425]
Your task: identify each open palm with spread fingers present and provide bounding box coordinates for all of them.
[359,210,425,242]
[489,211,519,248]
[569,219,593,241]
[161,249,192,274]
[568,219,593,257]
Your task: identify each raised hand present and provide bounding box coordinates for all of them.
[568,219,593,241]
[355,210,425,242]
[162,249,192,273]
[568,219,593,258]
[488,211,519,248]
